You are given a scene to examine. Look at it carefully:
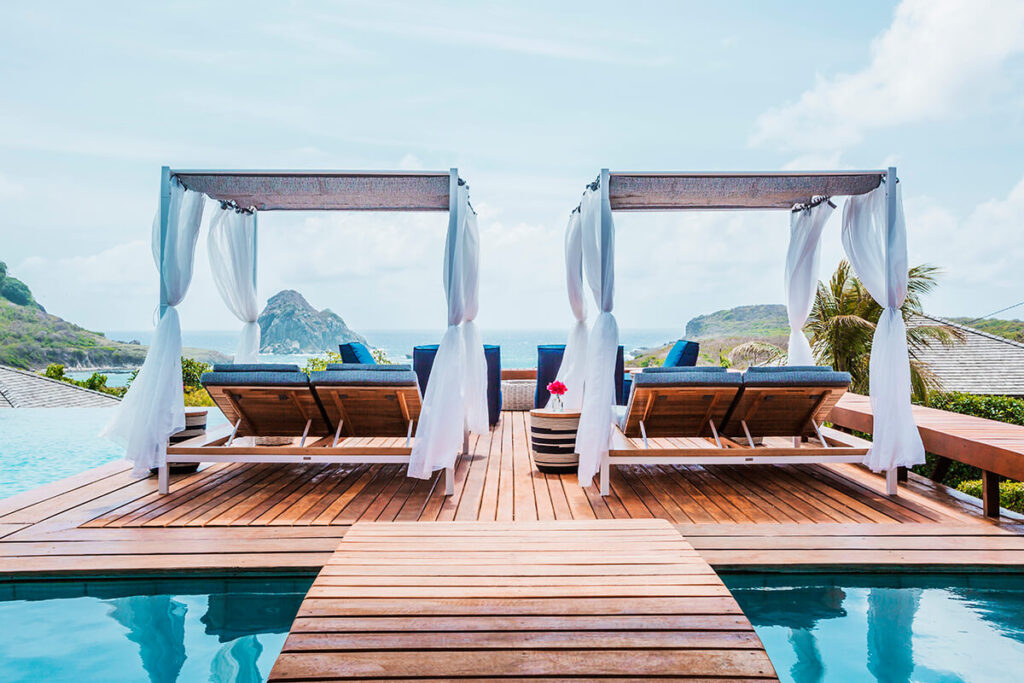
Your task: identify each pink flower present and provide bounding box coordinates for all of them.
[547,380,567,396]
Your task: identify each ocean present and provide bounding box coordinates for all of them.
[68,328,680,387]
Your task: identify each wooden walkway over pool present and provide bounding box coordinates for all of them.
[268,519,777,682]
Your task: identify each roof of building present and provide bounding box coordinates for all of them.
[915,314,1024,396]
[0,365,121,408]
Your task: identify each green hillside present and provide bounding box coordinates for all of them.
[0,261,227,370]
[948,317,1024,343]
[684,304,789,339]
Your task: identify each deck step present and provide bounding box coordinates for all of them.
[268,519,778,681]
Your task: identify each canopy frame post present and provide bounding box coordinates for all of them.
[884,165,899,496]
[158,165,171,317]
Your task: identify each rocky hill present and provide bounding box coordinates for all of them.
[685,304,789,339]
[258,290,367,353]
[0,260,228,370]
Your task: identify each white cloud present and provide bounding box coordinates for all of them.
[906,176,1024,314]
[0,173,26,199]
[752,0,1024,151]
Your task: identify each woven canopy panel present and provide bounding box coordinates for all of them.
[171,170,452,211]
[608,171,886,210]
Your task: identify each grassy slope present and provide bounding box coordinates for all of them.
[629,304,790,368]
[0,299,228,370]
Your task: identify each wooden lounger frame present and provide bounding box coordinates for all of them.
[162,382,456,497]
[601,384,867,496]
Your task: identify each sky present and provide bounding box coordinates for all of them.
[1,0,1022,335]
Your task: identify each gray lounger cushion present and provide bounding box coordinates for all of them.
[201,370,309,386]
[633,370,742,387]
[310,369,418,386]
[744,365,831,374]
[641,366,726,373]
[742,366,851,387]
[324,363,412,372]
[211,363,301,373]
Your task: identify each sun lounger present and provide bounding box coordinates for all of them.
[311,365,421,441]
[164,364,454,496]
[722,366,852,446]
[602,366,866,496]
[199,364,331,441]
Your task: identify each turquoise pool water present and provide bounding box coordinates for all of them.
[0,576,313,682]
[725,573,1024,682]
[0,408,226,499]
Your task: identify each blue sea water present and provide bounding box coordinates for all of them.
[725,573,1024,682]
[0,576,313,683]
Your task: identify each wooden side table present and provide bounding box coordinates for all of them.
[529,409,581,473]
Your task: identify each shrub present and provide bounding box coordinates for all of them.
[44,363,65,380]
[0,276,34,307]
[181,357,211,391]
[928,392,1024,425]
[956,479,1024,515]
[83,372,108,391]
[184,387,215,407]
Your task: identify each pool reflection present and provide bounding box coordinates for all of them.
[727,573,1024,683]
[0,576,313,683]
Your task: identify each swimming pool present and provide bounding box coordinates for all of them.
[725,573,1024,682]
[0,575,313,682]
[0,408,225,499]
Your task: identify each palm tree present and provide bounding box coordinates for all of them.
[805,260,963,403]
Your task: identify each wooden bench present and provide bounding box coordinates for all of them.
[830,393,1024,519]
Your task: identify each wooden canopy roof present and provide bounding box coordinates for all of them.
[170,169,454,211]
[607,170,888,210]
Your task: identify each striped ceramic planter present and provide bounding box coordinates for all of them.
[529,409,580,473]
[166,407,207,474]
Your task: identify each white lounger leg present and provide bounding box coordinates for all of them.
[445,464,455,496]
[158,462,169,494]
[886,468,898,496]
[708,420,723,448]
[332,419,344,448]
[600,458,610,496]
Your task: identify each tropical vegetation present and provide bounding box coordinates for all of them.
[805,260,962,403]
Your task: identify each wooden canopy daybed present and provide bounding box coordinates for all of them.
[155,168,465,495]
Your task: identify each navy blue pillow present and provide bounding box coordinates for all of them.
[663,340,699,367]
[339,342,376,365]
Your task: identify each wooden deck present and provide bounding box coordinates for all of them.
[1,411,1022,575]
[268,520,777,682]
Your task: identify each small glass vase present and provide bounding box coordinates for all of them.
[552,395,563,413]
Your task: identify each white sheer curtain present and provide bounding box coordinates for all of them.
[409,182,471,479]
[841,180,925,471]
[461,203,489,435]
[102,180,205,475]
[785,199,833,366]
[576,184,619,488]
[546,209,588,411]
[208,208,260,364]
